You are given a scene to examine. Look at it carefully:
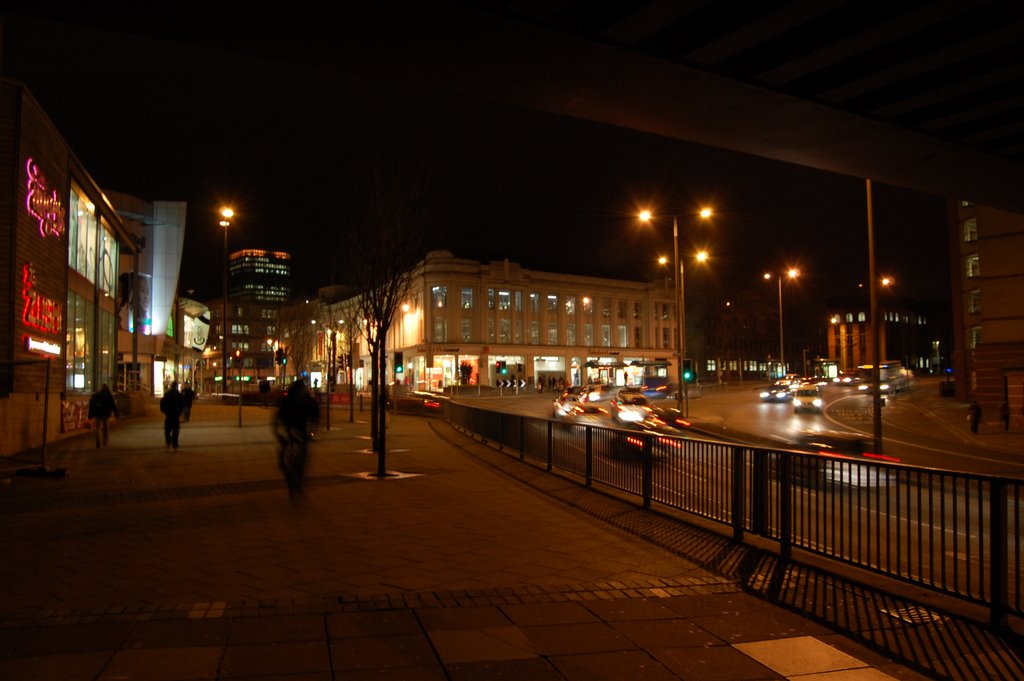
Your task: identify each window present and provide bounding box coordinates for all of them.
[530,320,539,344]
[231,324,249,334]
[514,319,522,343]
[432,286,447,308]
[529,293,539,313]
[966,254,980,278]
[499,318,511,342]
[498,290,511,310]
[633,327,641,347]
[661,303,670,321]
[601,324,611,347]
[584,323,594,345]
[582,297,592,314]
[565,295,576,316]
[461,317,472,342]
[617,300,626,319]
[547,323,558,344]
[706,359,717,372]
[970,326,982,349]
[857,312,866,323]
[963,218,978,242]
[633,302,642,320]
[602,298,611,317]
[487,288,495,309]
[566,323,576,345]
[514,291,522,311]
[487,318,495,342]
[461,288,473,309]
[845,313,853,323]
[968,290,981,314]
[662,328,670,349]
[617,325,627,347]
[433,316,447,342]
[547,294,558,313]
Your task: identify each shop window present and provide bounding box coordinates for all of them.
[98,221,118,296]
[69,184,97,284]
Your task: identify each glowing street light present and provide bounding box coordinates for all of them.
[220,207,234,394]
[638,206,713,416]
[764,268,799,378]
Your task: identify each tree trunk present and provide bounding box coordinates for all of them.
[376,347,388,476]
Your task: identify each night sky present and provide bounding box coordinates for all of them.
[1,13,951,304]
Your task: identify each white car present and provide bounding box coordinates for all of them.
[793,385,824,414]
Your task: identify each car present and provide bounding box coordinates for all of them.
[760,381,793,402]
[792,384,824,413]
[610,390,655,425]
[395,390,447,416]
[553,387,610,423]
[832,370,861,387]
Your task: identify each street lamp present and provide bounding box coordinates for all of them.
[219,207,233,394]
[764,268,799,379]
[639,207,713,417]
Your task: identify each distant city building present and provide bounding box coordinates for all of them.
[952,202,1024,410]
[229,249,291,302]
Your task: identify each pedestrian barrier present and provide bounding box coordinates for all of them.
[444,400,1024,629]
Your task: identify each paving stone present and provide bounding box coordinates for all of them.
[99,645,221,680]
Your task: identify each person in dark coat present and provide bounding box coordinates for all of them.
[87,383,118,448]
[160,382,186,448]
[275,379,320,492]
[182,384,196,422]
[968,400,982,434]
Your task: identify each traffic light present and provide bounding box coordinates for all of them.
[274,348,283,365]
[682,358,694,383]
[395,351,404,374]
[496,360,508,375]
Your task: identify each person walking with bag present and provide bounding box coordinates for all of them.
[88,383,118,448]
[160,382,186,449]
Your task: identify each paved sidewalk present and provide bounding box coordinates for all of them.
[0,402,1011,679]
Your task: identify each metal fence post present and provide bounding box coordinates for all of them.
[990,478,1008,629]
[731,446,745,541]
[752,449,769,537]
[642,434,653,508]
[585,427,593,486]
[779,452,792,560]
[546,421,553,471]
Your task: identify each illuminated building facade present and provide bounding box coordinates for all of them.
[0,80,137,456]
[952,202,1024,416]
[229,249,291,302]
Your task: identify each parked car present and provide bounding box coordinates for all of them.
[792,384,824,414]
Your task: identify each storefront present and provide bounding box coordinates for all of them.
[1,81,136,457]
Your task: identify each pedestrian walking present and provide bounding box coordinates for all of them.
[275,379,320,495]
[87,383,118,448]
[160,382,186,448]
[999,401,1010,431]
[182,383,196,422]
[967,400,982,434]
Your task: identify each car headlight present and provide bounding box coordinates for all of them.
[760,391,770,398]
[617,410,644,422]
[813,398,823,407]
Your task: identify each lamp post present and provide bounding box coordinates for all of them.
[764,268,799,379]
[219,208,233,394]
[639,207,712,417]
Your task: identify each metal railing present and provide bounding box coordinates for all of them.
[445,402,1024,627]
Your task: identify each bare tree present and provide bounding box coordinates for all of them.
[276,299,320,381]
[342,163,428,475]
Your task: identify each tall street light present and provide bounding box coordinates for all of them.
[639,207,712,417]
[764,268,799,379]
[220,207,233,393]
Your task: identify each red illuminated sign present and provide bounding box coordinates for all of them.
[21,263,62,335]
[26,157,66,239]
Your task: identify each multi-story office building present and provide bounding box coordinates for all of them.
[825,294,949,376]
[228,249,291,302]
[952,203,1024,410]
[322,251,682,391]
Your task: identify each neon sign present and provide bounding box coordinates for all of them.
[21,263,62,335]
[26,157,66,238]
